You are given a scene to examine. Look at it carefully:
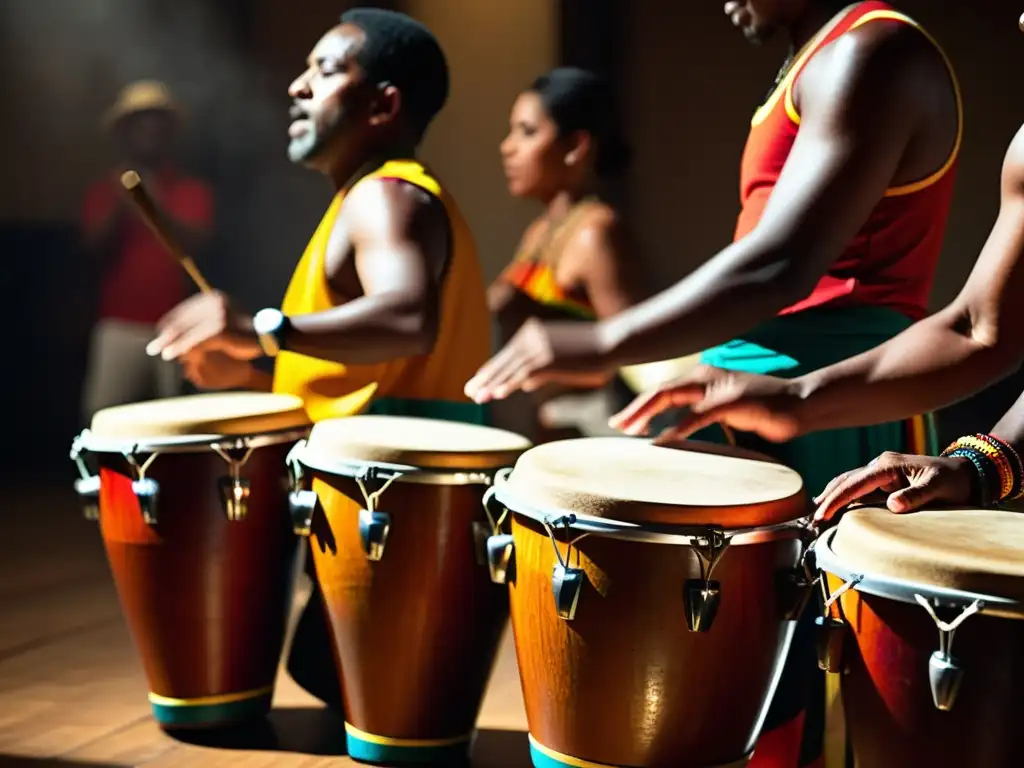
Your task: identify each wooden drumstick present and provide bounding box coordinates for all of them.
[120,170,213,293]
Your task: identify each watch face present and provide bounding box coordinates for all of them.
[254,309,282,335]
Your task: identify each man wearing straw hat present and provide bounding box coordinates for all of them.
[80,80,213,422]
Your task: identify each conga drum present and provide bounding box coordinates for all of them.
[484,437,814,768]
[812,507,1024,767]
[69,392,310,729]
[286,415,531,765]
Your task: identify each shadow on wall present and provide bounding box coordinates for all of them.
[1,224,94,481]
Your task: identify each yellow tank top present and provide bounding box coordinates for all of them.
[272,159,491,424]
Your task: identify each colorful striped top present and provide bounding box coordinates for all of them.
[498,199,599,321]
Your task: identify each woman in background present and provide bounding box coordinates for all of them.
[488,67,646,441]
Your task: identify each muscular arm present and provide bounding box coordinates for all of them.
[789,128,1024,434]
[597,27,926,365]
[282,179,444,364]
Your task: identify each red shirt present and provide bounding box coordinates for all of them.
[82,169,213,324]
[735,1,961,321]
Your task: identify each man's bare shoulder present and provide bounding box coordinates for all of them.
[341,175,438,229]
[802,19,951,109]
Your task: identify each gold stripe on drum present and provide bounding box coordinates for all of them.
[343,721,473,748]
[147,684,274,707]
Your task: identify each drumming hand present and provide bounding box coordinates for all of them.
[147,291,261,362]
[464,318,614,403]
[609,366,802,443]
[812,453,974,523]
[181,350,256,391]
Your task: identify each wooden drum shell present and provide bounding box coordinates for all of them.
[827,573,1024,768]
[307,473,510,762]
[509,513,806,768]
[96,442,300,729]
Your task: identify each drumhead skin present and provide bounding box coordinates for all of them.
[503,437,806,528]
[302,414,532,472]
[828,507,1024,610]
[89,392,310,441]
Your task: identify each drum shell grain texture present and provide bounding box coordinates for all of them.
[96,441,300,727]
[307,471,511,743]
[827,572,1024,768]
[509,512,805,767]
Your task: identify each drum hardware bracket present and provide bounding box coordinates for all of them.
[915,594,983,712]
[480,470,514,582]
[355,467,402,562]
[289,488,319,537]
[543,515,587,621]
[285,440,318,536]
[798,527,821,587]
[212,444,255,522]
[70,433,101,521]
[778,531,821,622]
[123,447,161,526]
[814,573,862,673]
[684,530,727,633]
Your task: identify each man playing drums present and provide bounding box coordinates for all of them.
[466,2,961,766]
[145,8,491,710]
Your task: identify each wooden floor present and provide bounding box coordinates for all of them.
[0,478,531,768]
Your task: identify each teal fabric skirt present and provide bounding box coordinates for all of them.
[697,305,937,495]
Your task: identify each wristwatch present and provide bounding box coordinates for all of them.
[252,308,290,357]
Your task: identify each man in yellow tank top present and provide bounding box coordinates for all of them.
[144,8,490,709]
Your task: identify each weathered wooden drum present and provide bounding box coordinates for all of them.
[813,507,1024,768]
[286,415,531,764]
[70,392,310,729]
[485,437,813,768]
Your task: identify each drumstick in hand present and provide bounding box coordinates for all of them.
[120,170,213,293]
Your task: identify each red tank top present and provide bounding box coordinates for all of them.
[735,1,962,321]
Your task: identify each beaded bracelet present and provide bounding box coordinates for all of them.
[981,434,1024,499]
[942,447,997,507]
[958,436,1013,500]
[941,433,1024,506]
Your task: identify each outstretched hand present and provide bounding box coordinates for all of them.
[464,318,613,403]
[147,291,261,362]
[812,452,975,523]
[609,365,804,444]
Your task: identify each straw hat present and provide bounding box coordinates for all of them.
[103,80,181,129]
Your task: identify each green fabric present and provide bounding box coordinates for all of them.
[698,305,931,497]
[368,396,491,426]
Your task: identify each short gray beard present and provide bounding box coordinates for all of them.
[287,125,328,165]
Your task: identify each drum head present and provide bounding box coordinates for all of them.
[502,437,806,528]
[89,392,310,441]
[303,415,532,472]
[828,507,1024,607]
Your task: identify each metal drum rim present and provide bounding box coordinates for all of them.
[493,483,810,546]
[291,442,504,487]
[74,427,311,456]
[814,526,1024,619]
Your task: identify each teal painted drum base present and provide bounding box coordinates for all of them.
[528,735,753,768]
[149,686,274,730]
[529,735,622,768]
[345,722,474,765]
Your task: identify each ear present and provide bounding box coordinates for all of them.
[563,130,592,167]
[368,82,402,128]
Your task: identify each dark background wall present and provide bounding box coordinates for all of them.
[2,0,1022,479]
